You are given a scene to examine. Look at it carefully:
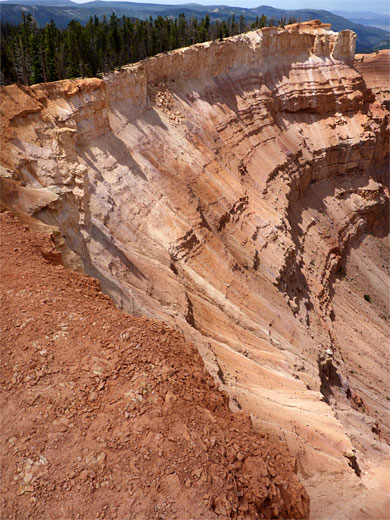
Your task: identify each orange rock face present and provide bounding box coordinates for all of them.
[355,49,390,104]
[1,22,389,518]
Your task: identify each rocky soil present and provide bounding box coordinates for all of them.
[0,22,389,519]
[0,212,309,519]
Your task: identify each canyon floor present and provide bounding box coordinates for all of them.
[1,22,389,519]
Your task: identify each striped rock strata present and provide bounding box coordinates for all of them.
[1,22,389,518]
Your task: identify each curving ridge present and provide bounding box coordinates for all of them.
[1,22,389,518]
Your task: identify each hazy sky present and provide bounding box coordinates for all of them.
[70,0,390,14]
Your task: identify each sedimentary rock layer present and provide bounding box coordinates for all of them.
[1,22,389,518]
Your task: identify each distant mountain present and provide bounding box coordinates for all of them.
[0,0,74,4]
[333,9,388,18]
[250,6,390,50]
[332,10,390,31]
[0,4,143,26]
[1,1,389,52]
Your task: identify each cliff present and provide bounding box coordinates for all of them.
[1,22,389,519]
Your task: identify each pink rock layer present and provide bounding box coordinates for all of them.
[1,22,389,518]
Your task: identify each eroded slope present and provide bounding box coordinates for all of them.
[0,212,309,519]
[1,23,389,518]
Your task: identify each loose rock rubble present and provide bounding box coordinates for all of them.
[0,213,309,519]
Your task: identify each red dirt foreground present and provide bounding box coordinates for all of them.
[0,212,309,520]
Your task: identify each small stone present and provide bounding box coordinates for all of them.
[268,467,277,478]
[97,453,106,465]
[164,391,176,404]
[39,455,48,465]
[23,473,33,484]
[79,470,88,481]
[85,454,94,464]
[89,392,97,402]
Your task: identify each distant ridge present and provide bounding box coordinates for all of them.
[1,1,389,51]
[332,9,389,31]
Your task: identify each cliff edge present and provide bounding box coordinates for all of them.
[1,22,389,519]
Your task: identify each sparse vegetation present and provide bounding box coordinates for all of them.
[363,294,371,303]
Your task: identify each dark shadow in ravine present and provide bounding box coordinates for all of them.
[286,159,389,325]
[88,221,146,281]
[318,356,344,405]
[77,133,148,181]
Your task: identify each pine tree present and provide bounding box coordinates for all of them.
[65,20,81,78]
[15,13,33,84]
[44,20,58,82]
[108,13,121,68]
[29,21,44,85]
[168,19,178,50]
[0,24,17,85]
[239,15,245,34]
[178,14,187,48]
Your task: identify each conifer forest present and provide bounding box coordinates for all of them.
[0,12,298,85]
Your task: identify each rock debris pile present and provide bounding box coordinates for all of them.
[0,213,309,519]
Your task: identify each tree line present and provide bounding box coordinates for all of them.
[0,13,299,86]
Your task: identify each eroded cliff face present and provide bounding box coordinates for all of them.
[1,21,389,518]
